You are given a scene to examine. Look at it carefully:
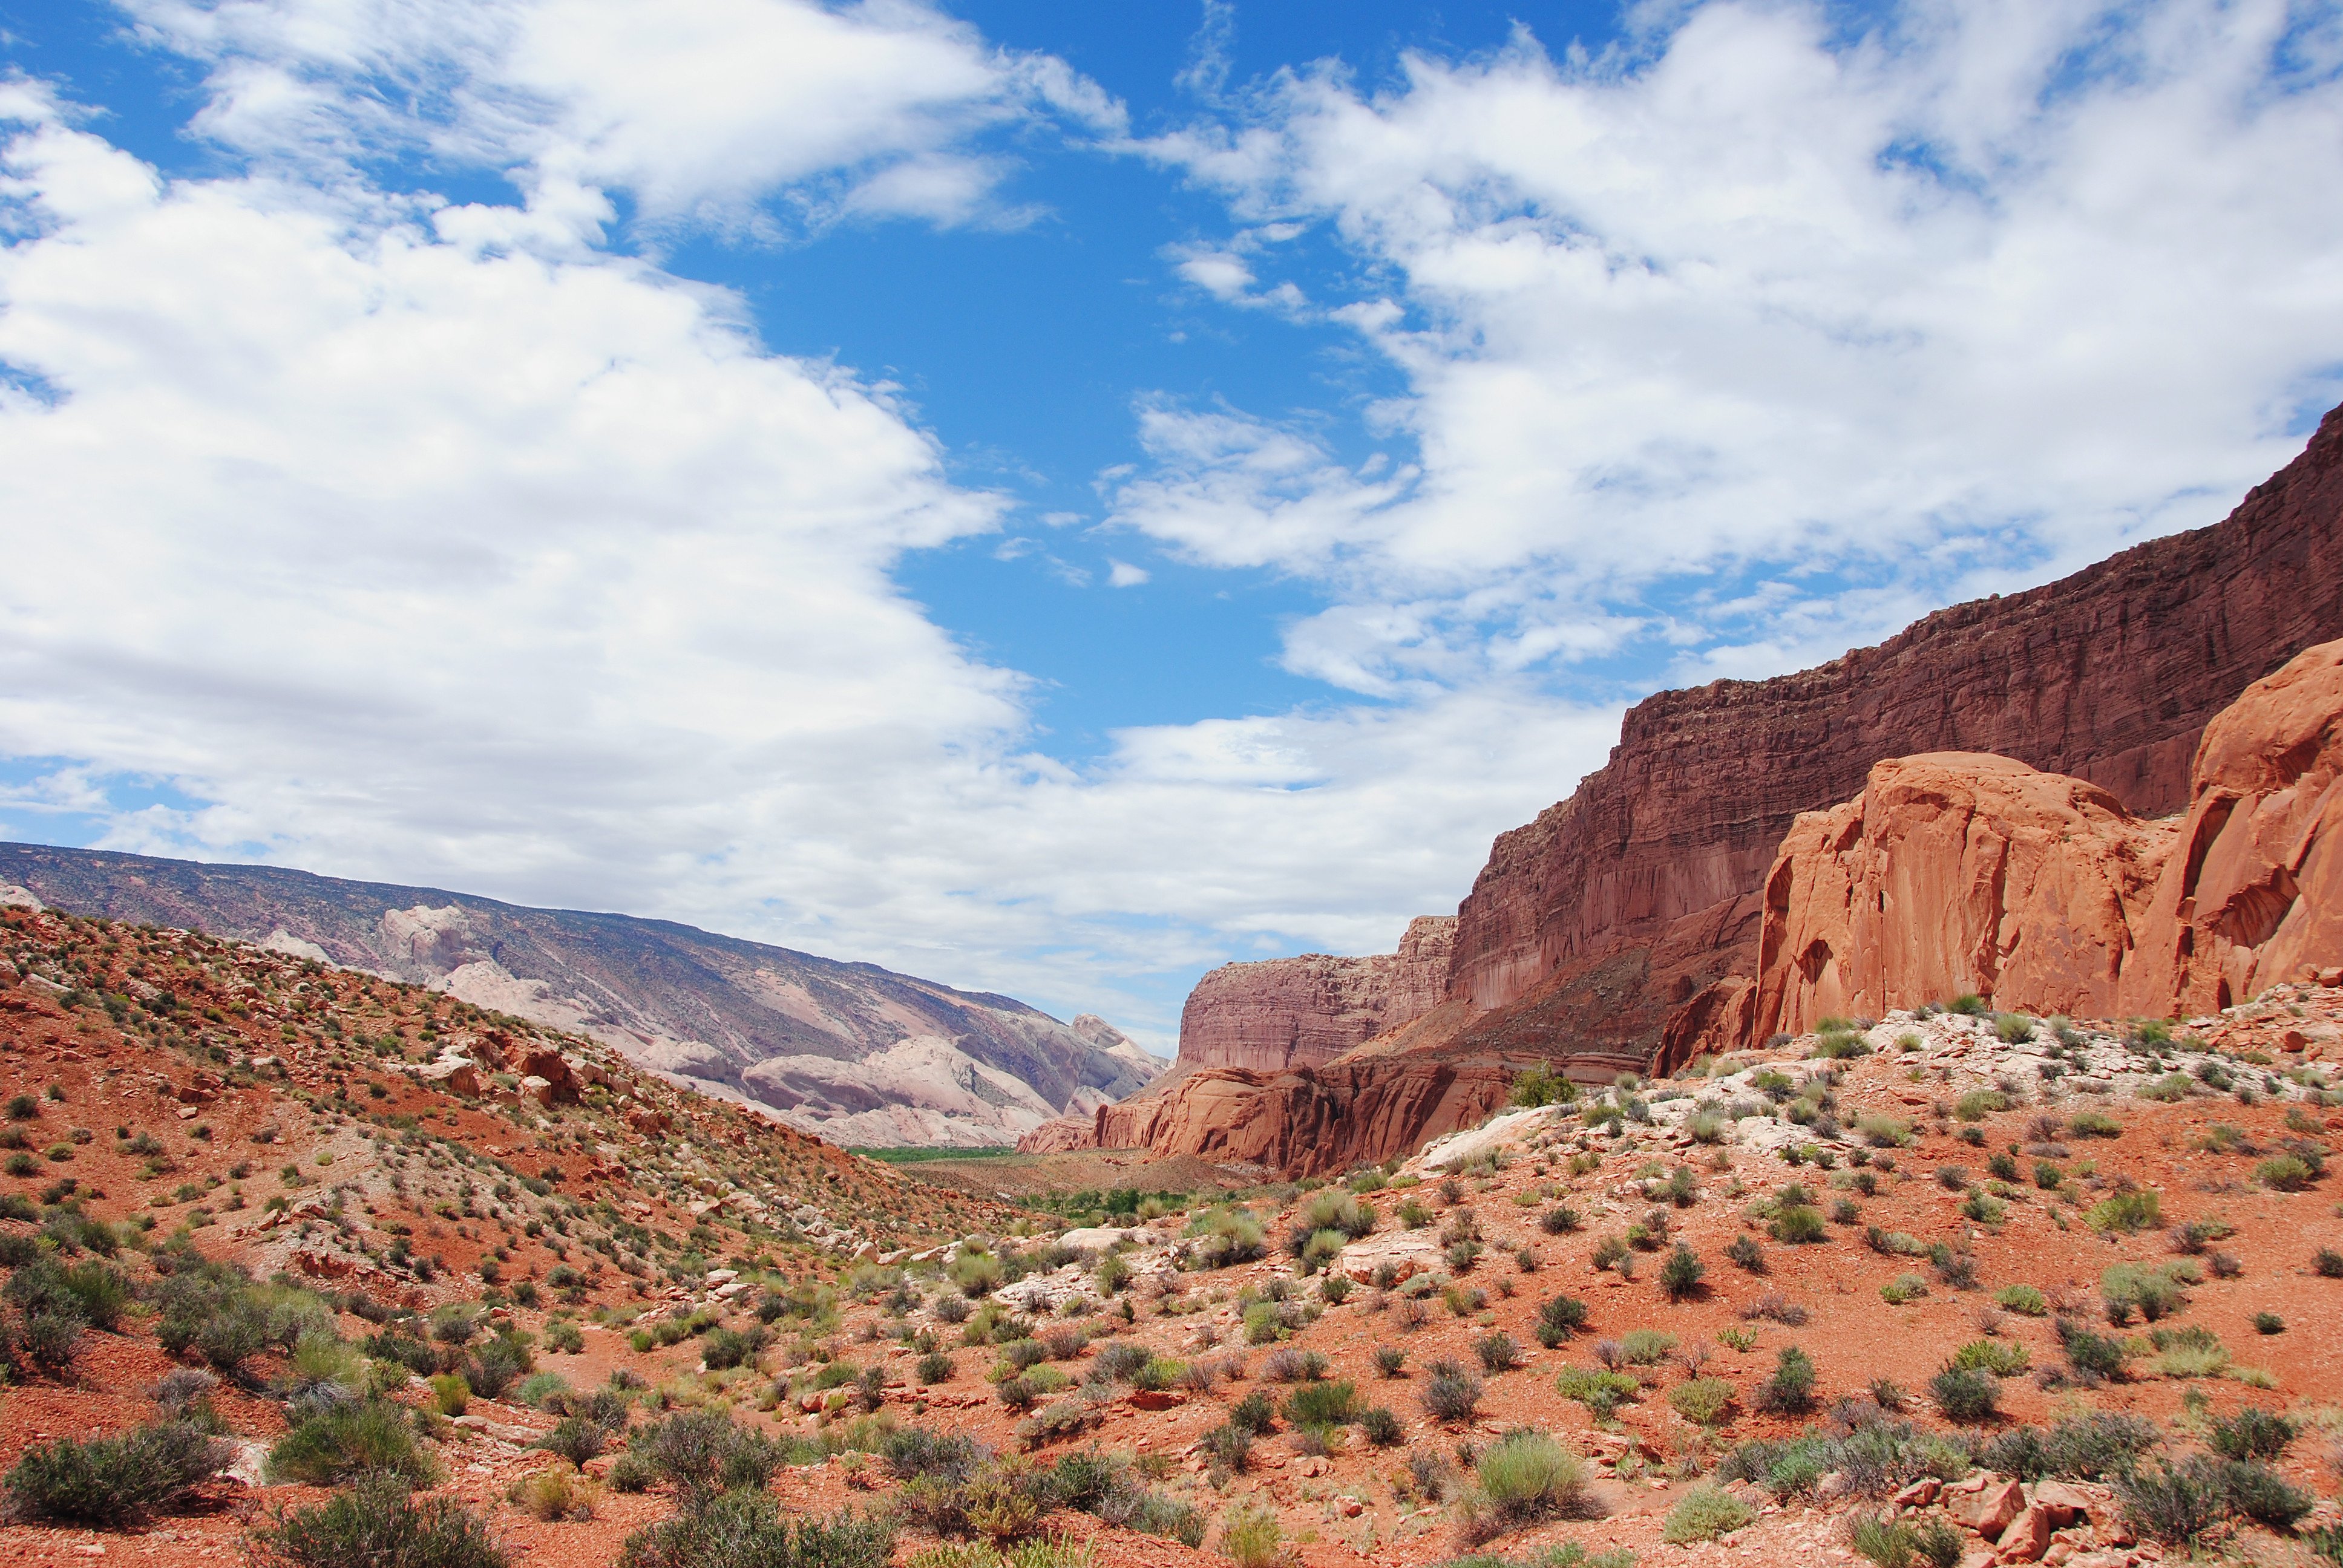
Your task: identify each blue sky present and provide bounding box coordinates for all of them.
[1,0,2339,1050]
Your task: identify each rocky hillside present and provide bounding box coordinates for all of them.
[1092,400,2343,1175]
[11,895,2343,1568]
[0,845,1159,1149]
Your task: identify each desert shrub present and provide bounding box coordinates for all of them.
[1993,1285,2046,1316]
[2116,1456,2229,1546]
[2057,1321,2131,1380]
[1361,1406,1403,1446]
[250,1472,506,1568]
[2218,1459,2313,1528]
[1927,1366,1997,1423]
[1769,1206,1826,1244]
[2148,1322,2229,1379]
[1662,1485,1752,1544]
[1420,1362,1483,1423]
[917,1351,956,1384]
[1470,1431,1594,1529]
[1659,1244,1705,1301]
[619,1492,893,1568]
[1947,1339,2028,1377]
[1218,1498,1283,1568]
[1258,1346,1324,1383]
[3,1421,230,1525]
[884,1426,983,1484]
[463,1333,533,1399]
[1724,1235,1766,1273]
[1553,1367,1639,1420]
[1975,1411,2158,1481]
[2101,1261,2188,1322]
[703,1325,768,1371]
[538,1416,609,1466]
[1533,1295,1586,1347]
[2209,1406,2295,1462]
[1539,1204,1581,1235]
[1283,1379,1358,1428]
[2256,1152,2318,1190]
[1474,1332,1521,1374]
[1752,1347,1815,1415]
[269,1400,436,1488]
[1668,1377,1734,1426]
[2253,1311,2284,1334]
[1198,1423,1251,1475]
[430,1373,471,1415]
[1229,1390,1276,1434]
[1186,1209,1267,1270]
[1954,1090,2009,1122]
[2086,1189,2161,1233]
[2140,1073,2193,1103]
[950,1249,1005,1299]
[2068,1109,2122,1138]
[631,1408,785,1504]
[1372,1345,1406,1377]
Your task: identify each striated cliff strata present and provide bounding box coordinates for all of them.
[1175,916,1455,1073]
[1754,640,2343,1034]
[1103,401,2343,1173]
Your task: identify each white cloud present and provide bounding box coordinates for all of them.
[1133,0,2343,687]
[0,59,1611,1047]
[118,0,1126,232]
[1106,560,1150,587]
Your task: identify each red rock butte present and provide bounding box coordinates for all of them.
[1057,400,2343,1175]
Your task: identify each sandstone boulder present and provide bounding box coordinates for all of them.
[1948,1477,2026,1539]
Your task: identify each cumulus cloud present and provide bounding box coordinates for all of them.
[0,41,1611,1047]
[1132,0,2343,687]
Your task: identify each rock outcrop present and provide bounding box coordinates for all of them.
[1752,754,2173,1037]
[1175,916,1455,1074]
[1752,641,2343,1035]
[0,844,1159,1148]
[1101,400,2343,1172]
[2119,638,2343,1014]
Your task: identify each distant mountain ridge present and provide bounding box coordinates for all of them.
[0,843,1159,1148]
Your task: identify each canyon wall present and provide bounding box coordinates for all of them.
[1175,916,1455,1073]
[1100,401,2343,1174]
[1754,640,2343,1034]
[1447,399,2343,1071]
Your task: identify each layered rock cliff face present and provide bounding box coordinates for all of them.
[0,844,1159,1148]
[1450,399,2343,1072]
[1098,402,2343,1174]
[1754,641,2343,1033]
[1175,916,1456,1073]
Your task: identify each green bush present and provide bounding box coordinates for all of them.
[1419,1362,1483,1423]
[2067,1109,2122,1138]
[2209,1406,2295,1462]
[1928,1366,1997,1423]
[251,1472,506,1568]
[917,1350,955,1384]
[1617,1328,1676,1364]
[631,1409,787,1504]
[1953,1090,2009,1122]
[2085,1189,2161,1233]
[1228,1391,1275,1434]
[1471,1431,1593,1527]
[2256,1154,2317,1191]
[1668,1377,1734,1426]
[703,1325,768,1371]
[2140,1074,2194,1103]
[2217,1459,2312,1529]
[2117,1457,2228,1546]
[1533,1295,1586,1347]
[2102,1261,2189,1322]
[1752,1347,1815,1415]
[4,1422,230,1525]
[1283,1379,1359,1428]
[1769,1206,1827,1244]
[1993,1285,2046,1316]
[1662,1485,1753,1544]
[267,1399,438,1488]
[1880,1273,1928,1305]
[430,1373,471,1415]
[1361,1407,1403,1446]
[1975,1412,2159,1481]
[1554,1367,1639,1420]
[463,1333,533,1398]
[620,1493,893,1568]
[538,1416,608,1466]
[1947,1339,2028,1377]
[1659,1244,1705,1301]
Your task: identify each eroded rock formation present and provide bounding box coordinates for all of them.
[1100,401,2343,1173]
[1753,641,2343,1035]
[1175,916,1455,1073]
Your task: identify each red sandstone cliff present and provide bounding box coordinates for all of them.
[1100,401,2343,1174]
[1449,399,2343,1071]
[1175,916,1455,1073]
[1753,641,2343,1034]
